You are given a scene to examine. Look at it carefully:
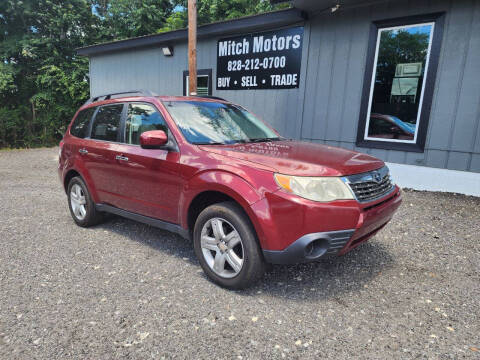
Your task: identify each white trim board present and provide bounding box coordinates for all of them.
[386,162,480,197]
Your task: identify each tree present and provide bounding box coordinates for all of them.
[0,0,100,147]
[159,0,290,32]
[93,0,174,40]
[0,0,290,148]
[0,0,175,148]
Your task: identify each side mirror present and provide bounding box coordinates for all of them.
[140,130,168,149]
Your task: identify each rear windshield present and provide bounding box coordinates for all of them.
[163,101,279,145]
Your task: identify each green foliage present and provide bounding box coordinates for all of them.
[0,0,100,147]
[377,29,430,85]
[160,0,290,32]
[94,0,174,40]
[158,10,187,33]
[0,0,290,148]
[0,63,17,94]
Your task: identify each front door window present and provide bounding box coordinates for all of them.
[125,103,168,145]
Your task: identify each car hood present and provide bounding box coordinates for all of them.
[199,140,385,176]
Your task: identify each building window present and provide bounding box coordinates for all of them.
[357,13,444,152]
[183,69,212,96]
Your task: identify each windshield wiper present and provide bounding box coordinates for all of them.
[194,141,227,145]
[195,138,280,145]
[195,139,249,145]
[247,137,282,143]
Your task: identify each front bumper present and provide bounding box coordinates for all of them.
[251,186,402,264]
[262,229,354,264]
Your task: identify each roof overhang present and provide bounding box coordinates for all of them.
[77,8,307,57]
[291,0,391,12]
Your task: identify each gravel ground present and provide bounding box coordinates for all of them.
[0,147,479,359]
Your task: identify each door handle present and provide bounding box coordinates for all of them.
[115,155,129,161]
[79,148,88,154]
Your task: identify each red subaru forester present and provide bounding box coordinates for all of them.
[59,91,402,289]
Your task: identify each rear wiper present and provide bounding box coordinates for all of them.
[247,137,282,143]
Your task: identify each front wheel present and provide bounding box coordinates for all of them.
[193,202,265,289]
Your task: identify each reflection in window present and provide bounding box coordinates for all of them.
[165,101,278,144]
[125,104,167,145]
[365,23,434,142]
[71,107,96,139]
[91,104,123,142]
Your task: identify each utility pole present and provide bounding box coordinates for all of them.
[188,0,197,95]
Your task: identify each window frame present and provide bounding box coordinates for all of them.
[356,12,445,153]
[182,69,213,96]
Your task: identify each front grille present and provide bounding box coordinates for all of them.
[345,166,394,202]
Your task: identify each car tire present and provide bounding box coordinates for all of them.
[193,201,265,289]
[67,176,104,227]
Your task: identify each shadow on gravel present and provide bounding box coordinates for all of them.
[249,242,395,301]
[97,216,394,301]
[96,216,197,262]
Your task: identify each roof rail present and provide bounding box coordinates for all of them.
[196,95,227,101]
[83,89,158,106]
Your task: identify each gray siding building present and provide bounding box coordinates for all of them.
[78,0,480,196]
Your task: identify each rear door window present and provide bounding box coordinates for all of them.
[91,104,124,142]
[70,107,96,139]
[125,103,168,145]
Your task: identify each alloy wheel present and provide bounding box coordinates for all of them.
[70,183,87,221]
[200,217,244,278]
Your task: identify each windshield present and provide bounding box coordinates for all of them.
[163,101,280,145]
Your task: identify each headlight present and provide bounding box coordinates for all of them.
[274,174,354,202]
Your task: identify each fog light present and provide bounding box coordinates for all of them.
[304,239,328,259]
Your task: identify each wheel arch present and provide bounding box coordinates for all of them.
[187,191,238,233]
[63,169,81,193]
[182,171,266,247]
[62,166,100,203]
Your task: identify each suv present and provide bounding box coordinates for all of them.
[59,90,402,289]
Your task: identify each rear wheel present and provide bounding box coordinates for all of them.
[193,202,265,289]
[67,176,104,227]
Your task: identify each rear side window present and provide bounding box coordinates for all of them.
[70,107,96,138]
[125,103,168,145]
[91,104,124,142]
